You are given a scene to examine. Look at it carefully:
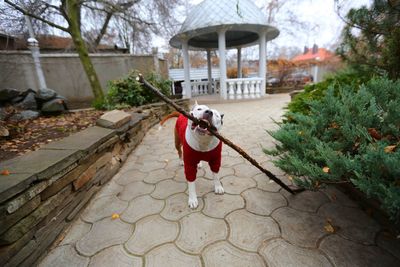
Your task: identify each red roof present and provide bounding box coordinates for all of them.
[292,48,334,62]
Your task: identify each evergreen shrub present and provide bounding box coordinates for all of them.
[266,77,400,219]
[94,71,171,110]
[287,68,370,115]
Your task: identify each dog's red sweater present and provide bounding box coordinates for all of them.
[175,114,222,182]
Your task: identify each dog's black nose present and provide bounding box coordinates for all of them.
[205,110,213,116]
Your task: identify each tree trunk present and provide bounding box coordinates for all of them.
[66,0,104,102]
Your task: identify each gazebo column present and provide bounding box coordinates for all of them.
[237,47,242,78]
[259,30,267,96]
[207,49,213,94]
[182,39,191,98]
[218,29,227,99]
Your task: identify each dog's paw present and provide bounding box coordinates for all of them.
[214,184,224,195]
[188,197,199,209]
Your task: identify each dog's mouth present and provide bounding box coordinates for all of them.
[191,116,214,135]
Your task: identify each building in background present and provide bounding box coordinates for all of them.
[292,44,342,82]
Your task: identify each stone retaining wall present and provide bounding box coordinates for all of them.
[0,99,189,267]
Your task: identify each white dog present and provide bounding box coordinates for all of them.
[160,102,224,208]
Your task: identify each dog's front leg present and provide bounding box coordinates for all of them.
[188,181,198,209]
[213,172,224,194]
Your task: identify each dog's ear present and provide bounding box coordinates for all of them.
[220,113,224,125]
[194,100,199,106]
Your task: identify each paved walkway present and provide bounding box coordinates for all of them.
[39,94,400,267]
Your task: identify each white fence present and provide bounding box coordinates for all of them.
[226,78,263,99]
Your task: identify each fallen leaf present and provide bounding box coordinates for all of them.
[111,213,120,220]
[322,167,330,173]
[384,145,397,153]
[324,220,336,233]
[368,128,382,140]
[1,169,10,175]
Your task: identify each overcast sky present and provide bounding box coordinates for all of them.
[157,0,371,58]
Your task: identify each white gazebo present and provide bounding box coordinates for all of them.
[170,0,279,100]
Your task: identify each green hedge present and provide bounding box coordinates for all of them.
[266,77,400,219]
[287,68,370,115]
[94,71,171,110]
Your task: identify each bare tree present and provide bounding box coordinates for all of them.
[3,0,181,102]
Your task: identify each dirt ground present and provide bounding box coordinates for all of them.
[0,109,104,162]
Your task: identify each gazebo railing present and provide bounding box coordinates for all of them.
[182,80,219,96]
[226,78,263,99]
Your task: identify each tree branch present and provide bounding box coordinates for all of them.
[94,11,113,46]
[4,0,69,33]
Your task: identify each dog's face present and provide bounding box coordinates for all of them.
[188,102,223,136]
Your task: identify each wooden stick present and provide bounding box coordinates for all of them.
[138,75,304,195]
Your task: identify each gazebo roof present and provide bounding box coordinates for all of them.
[170,0,279,50]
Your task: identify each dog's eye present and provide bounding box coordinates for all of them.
[197,108,202,111]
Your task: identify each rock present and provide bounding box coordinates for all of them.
[36,88,57,101]
[96,110,132,129]
[9,110,40,121]
[0,125,9,137]
[15,92,37,110]
[0,108,7,120]
[0,89,20,103]
[10,96,24,104]
[41,98,67,113]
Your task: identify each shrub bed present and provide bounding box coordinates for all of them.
[266,77,400,220]
[94,71,172,110]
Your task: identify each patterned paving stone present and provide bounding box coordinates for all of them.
[76,218,133,256]
[272,207,326,248]
[145,243,201,267]
[120,195,164,223]
[283,190,330,213]
[151,179,187,199]
[243,188,287,216]
[260,238,332,267]
[203,241,264,267]
[94,181,123,199]
[81,195,128,223]
[226,209,280,251]
[203,192,244,218]
[233,163,261,178]
[38,245,89,267]
[117,181,155,201]
[89,245,142,267]
[221,156,245,167]
[320,186,359,208]
[174,168,188,183]
[136,153,166,164]
[125,215,178,255]
[160,193,204,221]
[186,178,214,197]
[114,169,148,185]
[144,169,175,184]
[220,175,256,194]
[252,173,281,192]
[261,161,286,177]
[59,218,91,246]
[320,234,400,267]
[203,166,235,180]
[318,203,380,244]
[176,213,227,254]
[164,158,182,171]
[376,231,400,261]
[138,161,166,172]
